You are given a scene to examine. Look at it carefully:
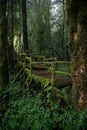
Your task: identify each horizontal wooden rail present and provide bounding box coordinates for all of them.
[17,54,71,87]
[31,61,71,64]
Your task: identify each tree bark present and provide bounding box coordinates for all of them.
[22,0,29,51]
[66,0,87,108]
[0,0,9,90]
[7,0,15,69]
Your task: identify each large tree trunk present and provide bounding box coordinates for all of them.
[0,0,9,90]
[7,0,15,69]
[22,0,29,51]
[66,0,87,108]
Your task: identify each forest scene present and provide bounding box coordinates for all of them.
[0,0,87,130]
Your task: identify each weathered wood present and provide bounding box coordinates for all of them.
[16,54,71,88]
[44,57,57,62]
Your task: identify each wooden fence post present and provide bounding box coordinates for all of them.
[51,62,56,87]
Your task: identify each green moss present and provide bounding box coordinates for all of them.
[19,53,26,62]
[56,71,71,76]
[44,57,57,62]
[18,61,25,69]
[25,68,31,75]
[51,63,55,87]
[26,73,51,88]
[25,57,32,72]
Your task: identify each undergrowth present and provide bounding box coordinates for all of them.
[0,82,87,130]
[58,63,71,73]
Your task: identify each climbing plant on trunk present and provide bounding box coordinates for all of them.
[66,0,87,108]
[0,0,9,90]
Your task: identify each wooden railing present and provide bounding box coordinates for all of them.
[16,53,71,86]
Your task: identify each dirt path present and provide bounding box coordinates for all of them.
[34,70,72,87]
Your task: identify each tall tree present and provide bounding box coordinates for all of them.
[66,0,87,108]
[22,0,29,51]
[0,0,9,90]
[7,0,15,69]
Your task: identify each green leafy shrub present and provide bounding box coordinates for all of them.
[0,83,87,130]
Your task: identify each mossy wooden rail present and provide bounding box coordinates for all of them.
[16,53,72,88]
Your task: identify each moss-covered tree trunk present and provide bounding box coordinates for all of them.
[66,0,87,108]
[0,0,9,90]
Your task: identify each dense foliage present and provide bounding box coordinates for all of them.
[0,82,87,130]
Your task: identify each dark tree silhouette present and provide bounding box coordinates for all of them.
[0,0,9,90]
[22,0,29,51]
